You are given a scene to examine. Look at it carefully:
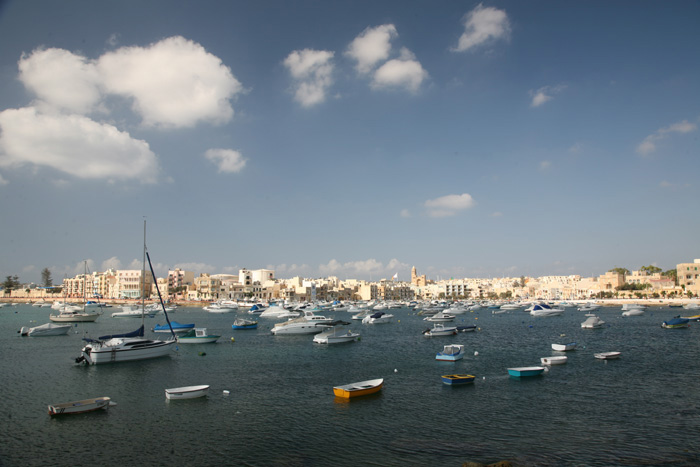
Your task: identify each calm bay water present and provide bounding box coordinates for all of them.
[2,303,700,466]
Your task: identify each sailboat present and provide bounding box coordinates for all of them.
[75,221,176,365]
[50,263,100,323]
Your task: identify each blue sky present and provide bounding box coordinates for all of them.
[0,1,698,284]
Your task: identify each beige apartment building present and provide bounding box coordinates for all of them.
[677,259,700,296]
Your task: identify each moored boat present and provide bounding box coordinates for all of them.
[165,385,209,400]
[662,316,690,329]
[153,321,194,333]
[422,324,457,337]
[441,374,475,385]
[436,344,464,361]
[176,328,220,344]
[232,318,258,330]
[594,351,621,360]
[581,314,605,329]
[332,378,383,399]
[507,366,545,377]
[48,396,113,415]
[313,328,360,344]
[551,342,577,352]
[540,356,568,365]
[19,322,72,337]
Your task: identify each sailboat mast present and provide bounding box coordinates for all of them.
[142,219,146,328]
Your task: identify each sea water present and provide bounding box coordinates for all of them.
[2,304,700,466]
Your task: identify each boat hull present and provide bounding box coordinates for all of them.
[441,374,475,385]
[333,378,383,398]
[176,336,220,344]
[551,343,577,351]
[541,356,568,365]
[507,366,545,377]
[165,385,209,400]
[48,397,112,415]
[49,313,99,322]
[80,339,175,364]
[594,352,621,360]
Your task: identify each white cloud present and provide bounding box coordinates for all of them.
[283,49,334,107]
[0,107,158,182]
[568,142,583,154]
[637,119,698,156]
[346,24,397,74]
[18,48,101,115]
[400,209,411,218]
[371,48,428,93]
[453,3,510,52]
[101,257,122,271]
[174,262,215,274]
[98,36,242,128]
[530,85,566,107]
[0,172,7,186]
[424,193,476,217]
[539,160,551,171]
[490,211,503,217]
[204,148,247,173]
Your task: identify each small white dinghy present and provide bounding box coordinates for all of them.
[540,356,568,365]
[165,385,210,400]
[594,351,621,360]
[48,397,114,415]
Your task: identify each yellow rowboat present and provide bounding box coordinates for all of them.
[333,378,383,399]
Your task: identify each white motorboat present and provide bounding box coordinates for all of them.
[302,310,334,324]
[203,303,235,313]
[530,304,565,317]
[581,314,605,329]
[422,324,458,337]
[435,344,464,361]
[424,312,455,322]
[165,385,209,400]
[19,322,72,337]
[351,309,373,320]
[362,311,394,324]
[622,307,644,318]
[271,317,331,335]
[313,328,360,344]
[260,304,297,318]
[500,303,523,311]
[578,303,601,312]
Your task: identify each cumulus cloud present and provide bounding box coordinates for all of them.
[319,258,389,277]
[424,193,476,217]
[101,257,122,271]
[371,48,428,93]
[530,84,567,107]
[346,24,397,74]
[204,148,246,173]
[400,209,411,218]
[0,173,7,186]
[19,48,102,114]
[2,36,244,184]
[453,3,510,52]
[636,119,698,156]
[283,49,334,107]
[0,107,158,182]
[98,36,242,128]
[539,160,551,171]
[174,262,215,274]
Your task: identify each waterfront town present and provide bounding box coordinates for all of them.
[2,259,699,305]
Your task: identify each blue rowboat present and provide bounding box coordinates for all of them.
[507,366,545,378]
[153,321,195,333]
[662,317,690,329]
[441,374,475,385]
[232,319,258,330]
